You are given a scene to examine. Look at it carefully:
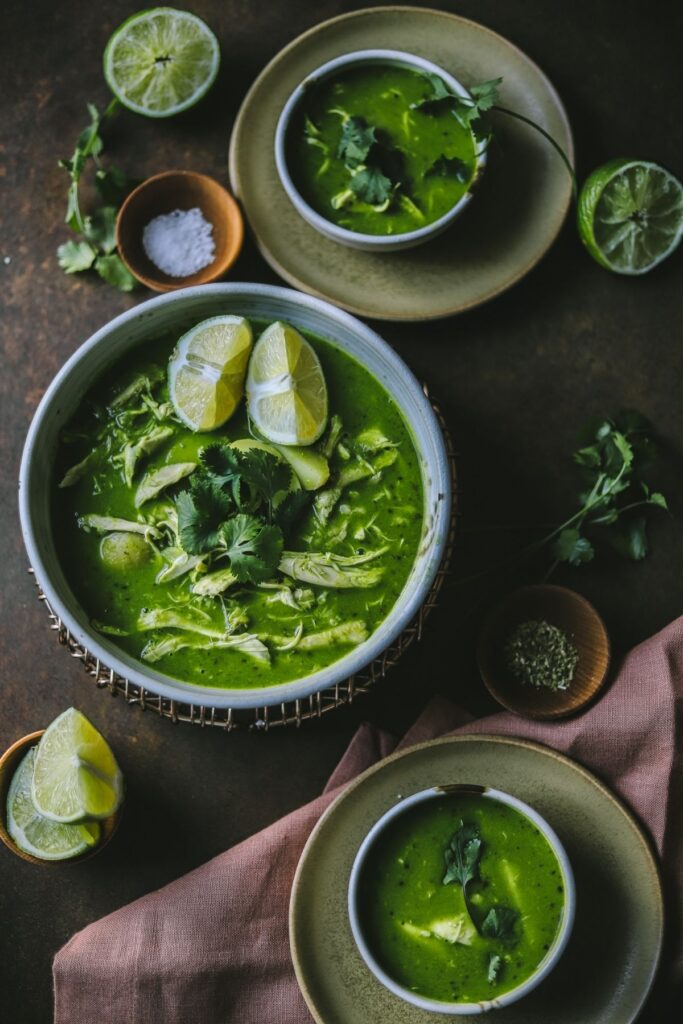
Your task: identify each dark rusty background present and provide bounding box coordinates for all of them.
[1,2,681,1020]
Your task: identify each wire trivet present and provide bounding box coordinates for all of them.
[31,391,457,731]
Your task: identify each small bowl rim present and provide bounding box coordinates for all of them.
[348,784,576,1014]
[0,730,121,865]
[274,48,487,249]
[477,583,611,720]
[115,169,245,292]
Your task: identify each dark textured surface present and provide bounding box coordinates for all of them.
[1,2,681,1021]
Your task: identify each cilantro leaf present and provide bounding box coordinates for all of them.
[84,206,118,255]
[411,71,456,114]
[605,516,649,561]
[95,165,137,206]
[337,116,377,169]
[239,450,291,513]
[443,821,482,888]
[552,528,594,566]
[274,490,312,534]
[481,906,519,943]
[201,443,243,486]
[350,166,393,206]
[488,953,503,985]
[94,254,137,292]
[219,514,283,583]
[411,75,500,150]
[469,78,503,112]
[201,445,291,518]
[57,239,96,274]
[426,155,470,182]
[176,478,233,554]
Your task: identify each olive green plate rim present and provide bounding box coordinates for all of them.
[289,733,664,1023]
[228,5,575,321]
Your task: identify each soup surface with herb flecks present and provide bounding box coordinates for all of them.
[357,792,565,1003]
[52,324,424,690]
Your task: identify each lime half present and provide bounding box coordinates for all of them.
[104,7,220,118]
[31,708,123,824]
[8,749,101,861]
[578,159,683,274]
[247,322,328,446]
[169,315,253,431]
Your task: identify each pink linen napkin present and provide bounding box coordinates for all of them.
[53,617,682,1023]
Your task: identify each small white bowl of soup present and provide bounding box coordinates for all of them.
[275,49,488,252]
[348,784,575,1014]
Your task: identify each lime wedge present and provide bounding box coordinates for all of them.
[31,708,123,824]
[8,749,101,861]
[578,159,683,274]
[246,322,328,446]
[103,7,220,118]
[169,316,253,432]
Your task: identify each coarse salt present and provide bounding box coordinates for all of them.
[142,207,216,277]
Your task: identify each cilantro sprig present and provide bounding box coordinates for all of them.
[220,514,284,584]
[442,821,483,927]
[458,410,669,584]
[175,444,310,584]
[481,906,519,943]
[412,75,577,197]
[57,100,138,291]
[332,114,403,208]
[540,411,669,568]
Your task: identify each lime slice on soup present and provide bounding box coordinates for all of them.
[31,708,123,824]
[578,159,683,274]
[8,748,101,860]
[103,7,220,118]
[169,315,253,431]
[246,322,328,446]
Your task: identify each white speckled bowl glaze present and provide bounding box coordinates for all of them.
[19,284,450,710]
[275,49,487,252]
[348,785,576,1014]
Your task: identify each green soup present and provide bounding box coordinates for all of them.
[52,326,424,690]
[357,792,566,1004]
[288,63,478,236]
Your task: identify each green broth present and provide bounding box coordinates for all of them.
[52,326,424,690]
[288,63,477,235]
[358,793,565,1003]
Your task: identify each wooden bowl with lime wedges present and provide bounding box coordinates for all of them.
[0,710,122,865]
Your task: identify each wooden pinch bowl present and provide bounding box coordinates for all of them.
[477,584,610,720]
[0,731,121,865]
[116,170,244,292]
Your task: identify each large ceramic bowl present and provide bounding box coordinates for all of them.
[348,785,576,1014]
[275,49,487,252]
[19,284,450,710]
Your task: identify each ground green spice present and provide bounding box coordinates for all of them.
[503,619,579,691]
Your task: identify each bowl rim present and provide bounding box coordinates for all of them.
[115,169,245,292]
[274,48,488,249]
[18,283,451,709]
[347,784,576,1014]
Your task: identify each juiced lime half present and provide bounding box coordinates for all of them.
[169,315,253,431]
[103,7,220,118]
[247,322,328,446]
[8,748,101,860]
[31,708,123,824]
[578,159,683,274]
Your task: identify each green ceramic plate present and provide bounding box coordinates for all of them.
[229,6,574,320]
[290,734,663,1023]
